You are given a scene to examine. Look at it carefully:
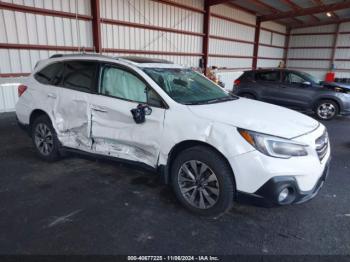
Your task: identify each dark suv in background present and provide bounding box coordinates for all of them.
[233,69,350,120]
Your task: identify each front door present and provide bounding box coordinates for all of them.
[278,71,316,110]
[90,64,166,168]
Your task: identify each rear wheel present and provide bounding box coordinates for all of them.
[31,115,60,161]
[315,100,339,120]
[171,146,235,216]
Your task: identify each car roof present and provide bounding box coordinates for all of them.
[244,68,299,73]
[45,53,182,69]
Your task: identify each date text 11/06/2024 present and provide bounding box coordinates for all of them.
[127,256,220,261]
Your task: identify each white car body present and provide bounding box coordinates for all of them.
[16,54,330,209]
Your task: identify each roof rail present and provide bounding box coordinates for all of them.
[48,53,113,59]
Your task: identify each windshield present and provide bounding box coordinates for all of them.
[143,68,237,105]
[298,71,322,85]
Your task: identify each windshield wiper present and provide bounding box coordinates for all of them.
[185,95,239,105]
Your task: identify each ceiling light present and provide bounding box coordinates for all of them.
[326,12,332,17]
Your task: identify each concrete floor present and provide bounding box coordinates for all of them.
[0,112,349,255]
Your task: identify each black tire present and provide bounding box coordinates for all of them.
[31,115,61,161]
[240,93,256,100]
[314,100,339,120]
[171,146,235,216]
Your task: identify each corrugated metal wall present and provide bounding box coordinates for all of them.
[287,23,350,80]
[0,0,287,111]
[209,4,255,69]
[258,21,286,68]
[0,79,22,112]
[100,0,204,67]
[0,0,93,75]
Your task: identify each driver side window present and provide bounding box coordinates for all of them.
[285,72,305,84]
[100,66,164,107]
[100,66,147,103]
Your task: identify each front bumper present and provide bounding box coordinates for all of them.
[237,160,330,207]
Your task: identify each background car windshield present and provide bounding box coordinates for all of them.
[143,68,232,105]
[299,71,322,84]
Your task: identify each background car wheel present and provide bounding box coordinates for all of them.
[240,93,256,100]
[315,100,339,120]
[31,115,60,161]
[171,146,235,216]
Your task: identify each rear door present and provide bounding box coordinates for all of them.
[89,63,167,167]
[254,70,283,104]
[278,71,316,110]
[33,62,64,120]
[53,60,98,151]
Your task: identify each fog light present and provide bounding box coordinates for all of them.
[278,188,289,203]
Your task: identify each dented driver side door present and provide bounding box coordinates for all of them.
[89,64,166,167]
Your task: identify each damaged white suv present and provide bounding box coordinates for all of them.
[16,54,330,216]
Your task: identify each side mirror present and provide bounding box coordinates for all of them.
[130,104,152,124]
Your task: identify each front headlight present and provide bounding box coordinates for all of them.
[238,128,308,159]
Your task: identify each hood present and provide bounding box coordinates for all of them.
[188,98,319,139]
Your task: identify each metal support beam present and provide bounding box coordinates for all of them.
[202,1,211,75]
[292,17,350,29]
[283,28,291,68]
[261,1,350,21]
[330,23,340,70]
[0,1,92,20]
[252,17,261,69]
[282,0,320,23]
[251,0,303,25]
[207,0,231,6]
[312,0,339,20]
[91,0,101,53]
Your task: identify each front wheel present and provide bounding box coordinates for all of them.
[315,100,339,120]
[171,146,235,216]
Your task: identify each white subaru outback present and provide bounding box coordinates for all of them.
[16,54,330,216]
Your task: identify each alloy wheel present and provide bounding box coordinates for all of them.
[178,160,220,209]
[317,103,336,120]
[34,123,54,156]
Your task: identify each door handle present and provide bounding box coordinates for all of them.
[91,105,108,113]
[47,93,57,99]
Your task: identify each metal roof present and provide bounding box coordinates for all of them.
[215,0,350,29]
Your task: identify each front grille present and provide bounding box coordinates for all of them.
[315,131,329,161]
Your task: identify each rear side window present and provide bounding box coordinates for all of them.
[255,71,280,82]
[240,71,254,81]
[34,62,64,85]
[62,61,97,92]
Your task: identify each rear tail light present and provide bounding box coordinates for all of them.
[234,79,241,86]
[18,84,28,97]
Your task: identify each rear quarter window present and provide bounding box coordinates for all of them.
[34,62,64,85]
[239,71,254,81]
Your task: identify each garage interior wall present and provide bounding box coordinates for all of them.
[287,22,350,80]
[0,0,285,111]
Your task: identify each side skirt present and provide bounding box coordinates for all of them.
[60,147,162,176]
